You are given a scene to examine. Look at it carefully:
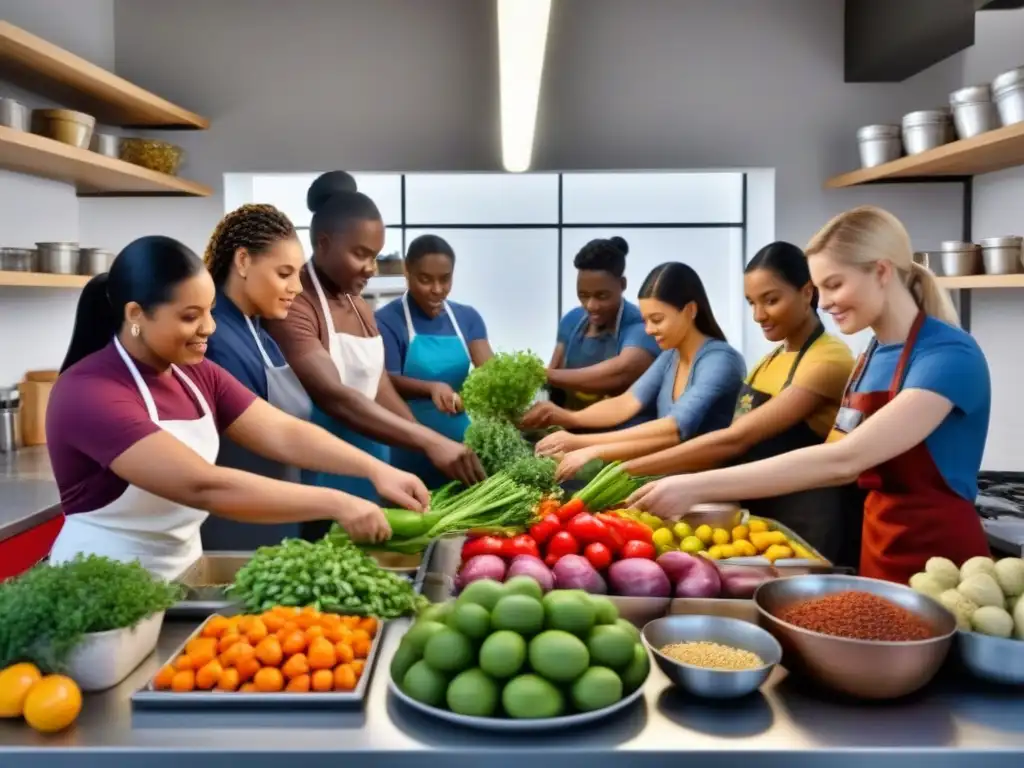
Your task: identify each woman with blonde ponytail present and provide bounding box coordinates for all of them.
[627,205,992,584]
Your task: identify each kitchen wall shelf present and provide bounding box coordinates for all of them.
[0,126,211,197]
[936,274,1024,289]
[0,271,90,288]
[826,121,1024,188]
[0,21,208,129]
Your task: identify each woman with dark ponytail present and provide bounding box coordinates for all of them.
[45,235,410,580]
[534,261,745,466]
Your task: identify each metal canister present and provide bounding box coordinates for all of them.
[0,387,21,454]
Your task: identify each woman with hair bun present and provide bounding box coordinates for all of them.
[265,172,485,540]
[631,207,992,583]
[522,236,661,430]
[45,236,395,579]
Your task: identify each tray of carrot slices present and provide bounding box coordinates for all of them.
[132,605,383,710]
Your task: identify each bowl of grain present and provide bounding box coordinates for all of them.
[754,574,956,700]
[642,614,781,699]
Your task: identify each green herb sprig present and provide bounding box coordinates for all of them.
[463,416,531,475]
[460,351,546,422]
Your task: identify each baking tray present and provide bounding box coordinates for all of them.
[717,516,833,569]
[131,616,385,711]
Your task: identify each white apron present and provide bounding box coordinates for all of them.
[244,315,313,422]
[50,337,220,580]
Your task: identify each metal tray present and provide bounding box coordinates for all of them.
[387,669,648,732]
[131,616,384,711]
[718,516,832,569]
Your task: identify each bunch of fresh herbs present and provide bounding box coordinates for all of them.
[463,416,531,475]
[0,555,183,672]
[505,453,560,496]
[460,351,546,422]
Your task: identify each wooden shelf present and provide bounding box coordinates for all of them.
[0,21,208,129]
[936,274,1024,289]
[826,121,1024,188]
[0,126,211,197]
[0,271,90,288]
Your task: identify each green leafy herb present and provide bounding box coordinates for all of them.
[0,555,183,672]
[460,351,546,421]
[463,416,531,475]
[505,453,560,496]
[227,537,421,618]
[573,461,659,510]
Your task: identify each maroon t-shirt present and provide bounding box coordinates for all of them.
[46,342,257,515]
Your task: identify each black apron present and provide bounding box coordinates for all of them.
[729,324,864,568]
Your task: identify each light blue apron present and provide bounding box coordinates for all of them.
[301,262,390,539]
[390,293,472,489]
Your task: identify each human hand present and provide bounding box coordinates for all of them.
[556,447,600,482]
[370,466,430,511]
[626,476,700,521]
[520,401,574,430]
[427,438,487,486]
[429,382,462,415]
[331,494,392,543]
[535,430,582,458]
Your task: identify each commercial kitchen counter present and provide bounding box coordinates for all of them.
[0,446,60,540]
[2,614,1023,768]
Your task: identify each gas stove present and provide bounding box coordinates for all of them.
[976,471,1024,556]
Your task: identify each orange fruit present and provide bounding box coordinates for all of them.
[358,617,379,638]
[333,664,357,692]
[281,630,307,657]
[218,633,242,653]
[255,637,283,667]
[326,626,351,643]
[152,665,176,691]
[311,669,333,692]
[235,657,260,683]
[304,625,325,642]
[173,654,194,671]
[23,675,82,733]
[350,659,365,678]
[334,641,354,665]
[201,615,231,639]
[273,605,298,618]
[195,660,224,690]
[186,638,218,668]
[245,618,269,645]
[285,674,311,692]
[281,653,309,680]
[320,613,342,630]
[216,667,241,692]
[254,667,284,692]
[232,641,256,665]
[262,612,285,632]
[171,669,196,692]
[307,637,336,671]
[351,636,372,660]
[239,682,258,693]
[0,662,43,717]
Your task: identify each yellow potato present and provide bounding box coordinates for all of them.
[694,524,714,545]
[731,525,749,542]
[764,544,794,563]
[748,519,769,533]
[711,528,731,546]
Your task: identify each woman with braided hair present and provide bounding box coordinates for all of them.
[201,203,430,549]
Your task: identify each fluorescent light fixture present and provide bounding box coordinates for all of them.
[498,0,552,173]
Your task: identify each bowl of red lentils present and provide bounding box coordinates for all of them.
[642,614,782,699]
[753,575,956,700]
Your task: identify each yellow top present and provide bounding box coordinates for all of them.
[748,332,855,437]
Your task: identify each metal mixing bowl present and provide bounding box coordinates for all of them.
[754,574,955,700]
[642,614,781,699]
[957,630,1024,686]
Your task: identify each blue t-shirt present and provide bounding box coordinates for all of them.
[376,296,488,374]
[853,316,990,501]
[556,301,661,367]
[629,339,746,439]
[206,290,287,400]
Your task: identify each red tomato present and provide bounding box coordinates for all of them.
[555,498,586,523]
[504,534,540,559]
[545,531,579,558]
[620,540,656,560]
[544,552,561,568]
[565,513,609,545]
[583,542,613,570]
[528,513,561,546]
[461,535,506,560]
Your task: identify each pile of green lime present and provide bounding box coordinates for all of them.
[391,576,650,719]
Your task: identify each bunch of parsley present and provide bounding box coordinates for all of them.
[460,351,546,422]
[0,555,182,672]
[463,417,531,475]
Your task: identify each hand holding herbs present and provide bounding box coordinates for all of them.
[460,351,546,421]
[573,461,658,511]
[0,555,182,672]
[227,537,421,619]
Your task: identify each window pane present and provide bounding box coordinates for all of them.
[561,172,744,224]
[252,173,403,228]
[560,228,746,348]
[297,227,402,261]
[405,173,559,225]
[406,228,559,355]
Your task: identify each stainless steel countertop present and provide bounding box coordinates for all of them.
[0,446,61,540]
[1,616,1023,767]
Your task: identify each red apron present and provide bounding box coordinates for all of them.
[828,311,989,583]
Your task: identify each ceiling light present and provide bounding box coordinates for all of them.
[498,0,552,173]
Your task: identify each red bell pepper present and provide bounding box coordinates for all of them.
[461,535,506,560]
[503,534,541,559]
[567,513,624,554]
[583,542,613,570]
[620,540,656,560]
[555,498,586,523]
[546,531,579,559]
[528,513,561,546]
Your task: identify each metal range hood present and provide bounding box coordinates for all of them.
[845,0,1024,83]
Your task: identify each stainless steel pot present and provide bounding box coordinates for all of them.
[78,247,115,275]
[0,97,30,131]
[913,251,944,276]
[939,241,981,276]
[36,242,80,275]
[0,247,37,272]
[0,386,21,455]
[950,84,998,139]
[856,124,902,168]
[89,132,119,158]
[992,66,1024,126]
[979,236,1023,275]
[902,110,952,155]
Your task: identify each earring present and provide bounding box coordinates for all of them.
[131,323,140,338]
